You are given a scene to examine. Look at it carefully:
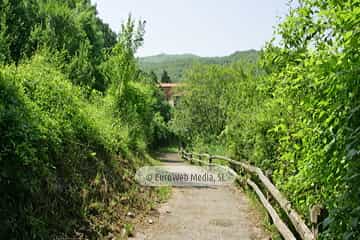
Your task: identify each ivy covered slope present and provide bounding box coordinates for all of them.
[171,0,360,238]
[0,1,171,239]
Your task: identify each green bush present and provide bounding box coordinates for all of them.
[0,53,162,239]
[172,1,360,238]
[0,1,172,238]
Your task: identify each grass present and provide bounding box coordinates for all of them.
[236,181,282,240]
[155,186,172,203]
[135,153,172,205]
[117,153,172,239]
[150,154,172,203]
[123,223,135,237]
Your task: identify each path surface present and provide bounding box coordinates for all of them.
[133,153,269,240]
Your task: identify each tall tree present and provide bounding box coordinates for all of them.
[149,70,158,84]
[160,70,171,83]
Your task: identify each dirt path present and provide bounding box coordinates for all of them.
[133,152,270,240]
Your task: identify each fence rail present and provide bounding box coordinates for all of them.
[180,149,319,240]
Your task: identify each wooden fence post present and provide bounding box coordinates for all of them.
[209,155,213,165]
[184,152,319,240]
[264,170,274,224]
[310,205,323,239]
[247,179,297,240]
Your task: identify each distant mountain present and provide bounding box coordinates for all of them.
[139,53,201,63]
[138,50,259,82]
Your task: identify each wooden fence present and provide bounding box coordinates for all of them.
[180,150,321,240]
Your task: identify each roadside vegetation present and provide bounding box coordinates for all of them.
[171,0,360,238]
[0,0,172,239]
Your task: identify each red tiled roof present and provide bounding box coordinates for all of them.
[159,83,183,88]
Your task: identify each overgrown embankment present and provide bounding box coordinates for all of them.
[0,56,166,239]
[0,1,173,239]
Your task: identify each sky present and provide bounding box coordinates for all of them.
[91,0,290,57]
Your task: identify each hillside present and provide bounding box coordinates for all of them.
[139,50,259,82]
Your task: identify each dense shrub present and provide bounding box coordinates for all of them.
[171,1,360,238]
[0,0,116,90]
[0,36,170,240]
[0,55,120,238]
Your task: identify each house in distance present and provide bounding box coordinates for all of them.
[159,83,183,107]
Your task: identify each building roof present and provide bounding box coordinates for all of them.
[159,83,183,88]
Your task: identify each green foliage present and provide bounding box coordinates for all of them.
[171,60,263,149]
[0,0,38,63]
[0,0,117,91]
[172,1,360,238]
[102,16,171,150]
[258,0,360,238]
[0,4,172,240]
[0,55,117,238]
[160,70,171,83]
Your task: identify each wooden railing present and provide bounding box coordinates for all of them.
[180,149,320,240]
